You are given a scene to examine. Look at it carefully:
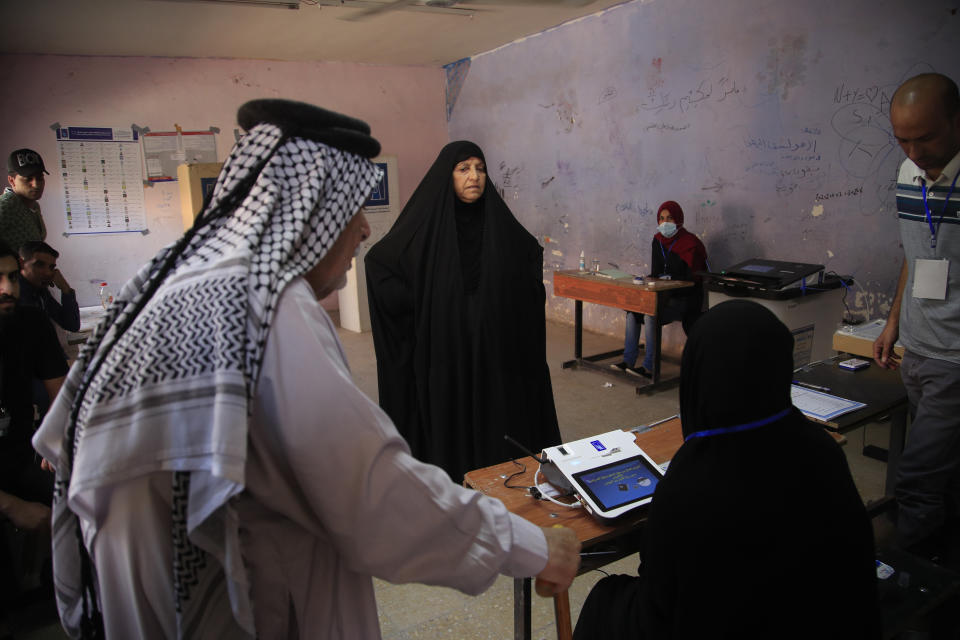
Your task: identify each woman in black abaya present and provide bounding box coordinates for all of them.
[573,300,879,640]
[364,141,560,482]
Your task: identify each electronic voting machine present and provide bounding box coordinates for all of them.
[542,430,664,521]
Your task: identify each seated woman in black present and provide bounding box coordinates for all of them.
[576,300,879,640]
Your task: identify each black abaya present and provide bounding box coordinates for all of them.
[574,301,879,640]
[364,141,560,482]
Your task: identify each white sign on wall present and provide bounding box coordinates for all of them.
[143,130,218,182]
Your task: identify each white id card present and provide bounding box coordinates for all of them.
[912,259,949,300]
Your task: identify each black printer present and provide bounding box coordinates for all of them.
[702,258,852,300]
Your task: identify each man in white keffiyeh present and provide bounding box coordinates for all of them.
[33,99,579,639]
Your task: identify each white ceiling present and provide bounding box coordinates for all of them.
[5,0,629,67]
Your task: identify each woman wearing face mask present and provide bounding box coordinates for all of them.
[611,200,707,378]
[365,141,561,482]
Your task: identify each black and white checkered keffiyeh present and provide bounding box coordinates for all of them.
[34,122,381,638]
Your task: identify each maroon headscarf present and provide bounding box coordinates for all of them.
[657,200,685,227]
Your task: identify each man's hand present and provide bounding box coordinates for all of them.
[875,258,907,370]
[873,322,901,369]
[534,525,581,596]
[3,495,51,531]
[41,458,55,473]
[51,268,72,294]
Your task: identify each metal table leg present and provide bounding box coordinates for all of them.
[574,300,583,360]
[652,313,662,384]
[563,300,584,370]
[885,404,908,497]
[514,577,531,640]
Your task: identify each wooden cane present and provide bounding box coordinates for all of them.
[535,525,575,640]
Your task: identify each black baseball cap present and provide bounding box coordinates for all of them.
[7,148,49,177]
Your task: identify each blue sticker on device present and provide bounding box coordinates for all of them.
[590,440,606,452]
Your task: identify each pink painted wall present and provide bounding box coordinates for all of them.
[0,54,447,306]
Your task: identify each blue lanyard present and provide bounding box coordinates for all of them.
[658,237,678,266]
[683,407,792,442]
[920,170,959,249]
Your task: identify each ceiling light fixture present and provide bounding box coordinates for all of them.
[160,0,301,9]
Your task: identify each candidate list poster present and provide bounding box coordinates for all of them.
[56,126,147,233]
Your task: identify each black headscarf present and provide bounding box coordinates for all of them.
[451,142,485,293]
[574,300,879,640]
[365,140,560,481]
[679,299,794,439]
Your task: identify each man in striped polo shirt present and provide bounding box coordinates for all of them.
[874,73,960,562]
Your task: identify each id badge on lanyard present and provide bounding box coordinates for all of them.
[659,237,678,278]
[912,258,949,300]
[914,173,958,300]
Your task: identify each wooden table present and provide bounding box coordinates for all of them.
[794,355,908,496]
[464,417,684,640]
[552,270,693,390]
[464,416,847,640]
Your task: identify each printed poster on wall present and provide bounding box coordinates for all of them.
[361,155,399,242]
[56,126,147,234]
[143,130,218,182]
[364,158,393,213]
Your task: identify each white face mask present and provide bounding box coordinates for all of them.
[658,221,678,238]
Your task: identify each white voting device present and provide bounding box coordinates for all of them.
[542,430,665,521]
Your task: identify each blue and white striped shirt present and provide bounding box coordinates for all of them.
[895,150,960,363]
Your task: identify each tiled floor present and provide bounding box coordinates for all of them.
[13,316,893,639]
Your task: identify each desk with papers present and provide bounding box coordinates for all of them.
[833,319,905,359]
[552,270,694,389]
[465,414,850,640]
[793,355,908,496]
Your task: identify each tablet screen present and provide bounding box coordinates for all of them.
[571,455,662,512]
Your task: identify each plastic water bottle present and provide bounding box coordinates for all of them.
[99,282,114,309]
[579,250,586,272]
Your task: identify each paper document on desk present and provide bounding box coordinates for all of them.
[596,268,634,280]
[791,385,865,422]
[835,319,904,347]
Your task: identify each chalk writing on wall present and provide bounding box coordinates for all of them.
[638,76,745,115]
[448,0,959,330]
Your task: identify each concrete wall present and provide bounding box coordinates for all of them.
[448,0,960,348]
[0,54,447,306]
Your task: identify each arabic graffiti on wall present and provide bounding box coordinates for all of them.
[448,0,960,333]
[639,76,745,115]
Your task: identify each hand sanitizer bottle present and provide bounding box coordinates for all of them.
[99,282,114,310]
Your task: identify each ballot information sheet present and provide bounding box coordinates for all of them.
[791,384,866,422]
[56,126,147,234]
